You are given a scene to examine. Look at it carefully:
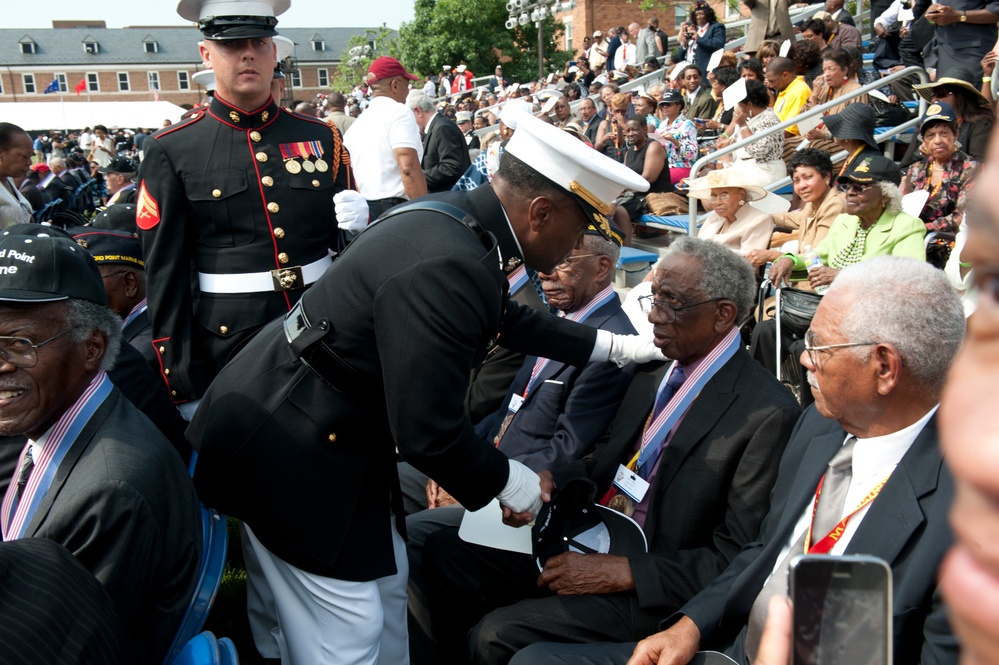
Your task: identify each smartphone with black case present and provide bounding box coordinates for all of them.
[789,554,892,665]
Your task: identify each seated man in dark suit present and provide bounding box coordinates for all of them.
[418,237,802,665]
[516,256,963,665]
[0,233,201,665]
[405,225,638,660]
[407,90,472,193]
[69,225,154,371]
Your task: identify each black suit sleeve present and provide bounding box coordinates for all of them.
[424,120,472,192]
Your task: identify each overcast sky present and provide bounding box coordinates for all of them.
[5,1,416,31]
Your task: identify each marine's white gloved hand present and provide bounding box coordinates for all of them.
[496,459,544,517]
[604,330,665,368]
[333,190,369,233]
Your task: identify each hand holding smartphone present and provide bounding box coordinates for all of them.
[790,554,892,665]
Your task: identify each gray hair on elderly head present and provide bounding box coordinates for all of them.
[876,181,903,216]
[666,236,755,323]
[67,299,122,373]
[583,233,621,275]
[828,256,964,392]
[405,90,435,113]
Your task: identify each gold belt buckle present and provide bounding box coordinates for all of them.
[271,265,304,291]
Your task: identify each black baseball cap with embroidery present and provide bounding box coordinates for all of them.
[532,478,647,572]
[0,233,107,305]
[98,156,137,175]
[68,228,145,270]
[837,154,902,187]
[919,101,958,135]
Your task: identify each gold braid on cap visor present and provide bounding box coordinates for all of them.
[568,181,612,215]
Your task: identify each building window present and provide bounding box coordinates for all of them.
[674,6,686,29]
[87,72,99,92]
[318,68,329,87]
[290,70,301,88]
[22,74,36,94]
[0,77,4,94]
[20,42,36,54]
[563,17,573,51]
[57,73,68,92]
[148,71,160,90]
[178,71,190,90]
[84,41,100,54]
[118,72,130,91]
[144,40,158,53]
[311,39,325,51]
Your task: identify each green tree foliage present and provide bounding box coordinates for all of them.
[398,0,572,84]
[329,27,398,93]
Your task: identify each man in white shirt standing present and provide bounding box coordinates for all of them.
[613,24,639,72]
[343,57,427,220]
[515,256,964,665]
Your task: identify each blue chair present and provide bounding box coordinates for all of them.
[169,631,220,665]
[217,637,239,665]
[616,246,661,288]
[69,181,89,212]
[162,504,229,664]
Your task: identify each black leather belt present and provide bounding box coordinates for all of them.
[283,300,374,400]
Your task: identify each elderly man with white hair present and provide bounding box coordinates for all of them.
[407,91,471,193]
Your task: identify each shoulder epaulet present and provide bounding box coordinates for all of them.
[152,111,206,140]
[284,107,333,128]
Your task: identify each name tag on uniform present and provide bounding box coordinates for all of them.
[612,464,650,503]
[507,393,525,414]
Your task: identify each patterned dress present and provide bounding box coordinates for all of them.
[902,150,978,233]
[656,113,699,168]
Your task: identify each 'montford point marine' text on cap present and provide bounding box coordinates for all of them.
[0,235,107,306]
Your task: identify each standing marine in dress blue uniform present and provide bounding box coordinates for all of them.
[136,0,363,409]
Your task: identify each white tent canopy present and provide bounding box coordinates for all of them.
[0,101,189,132]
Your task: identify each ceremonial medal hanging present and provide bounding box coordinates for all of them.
[279,141,327,177]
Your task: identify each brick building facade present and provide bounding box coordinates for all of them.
[552,0,733,54]
[0,24,388,109]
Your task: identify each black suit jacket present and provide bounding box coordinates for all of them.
[190,184,598,581]
[0,388,201,665]
[423,115,472,193]
[554,351,801,611]
[476,296,637,471]
[465,275,549,424]
[681,407,958,665]
[583,118,601,145]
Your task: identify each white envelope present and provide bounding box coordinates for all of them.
[796,114,823,135]
[902,190,930,218]
[723,77,747,111]
[706,49,724,73]
[779,39,792,57]
[458,499,534,554]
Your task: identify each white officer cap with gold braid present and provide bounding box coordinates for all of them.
[504,114,648,240]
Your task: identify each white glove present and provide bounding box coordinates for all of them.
[333,190,369,233]
[496,459,543,517]
[606,331,665,368]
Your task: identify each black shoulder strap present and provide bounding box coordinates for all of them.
[375,200,493,250]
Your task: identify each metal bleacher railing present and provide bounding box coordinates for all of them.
[651,65,930,237]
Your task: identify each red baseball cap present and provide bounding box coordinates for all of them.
[365,56,418,83]
[30,163,50,175]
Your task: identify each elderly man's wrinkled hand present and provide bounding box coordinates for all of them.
[537,552,634,595]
